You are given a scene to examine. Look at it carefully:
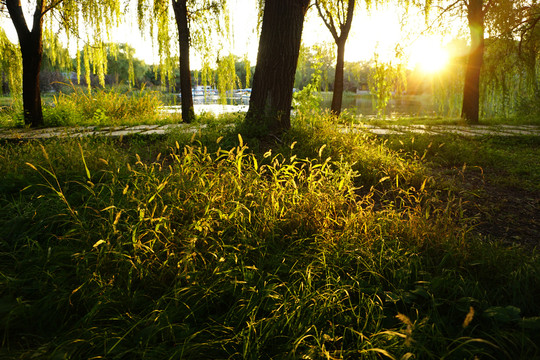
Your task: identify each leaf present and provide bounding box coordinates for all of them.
[483,306,521,323]
[25,162,38,171]
[79,142,91,180]
[238,133,244,147]
[420,177,428,192]
[93,240,106,248]
[462,306,475,328]
[318,144,326,158]
[518,317,540,330]
[113,211,122,225]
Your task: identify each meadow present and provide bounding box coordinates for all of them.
[1,105,539,358]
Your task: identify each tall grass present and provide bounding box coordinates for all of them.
[43,86,172,127]
[1,120,539,358]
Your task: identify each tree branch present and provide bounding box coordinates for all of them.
[340,0,354,39]
[43,0,64,17]
[6,0,31,38]
[32,0,44,36]
[315,0,339,41]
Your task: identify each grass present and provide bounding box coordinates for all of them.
[43,87,180,127]
[0,88,187,128]
[0,114,539,359]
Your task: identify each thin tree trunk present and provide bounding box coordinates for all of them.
[7,0,44,127]
[316,0,355,117]
[461,0,484,124]
[331,40,346,116]
[245,0,310,135]
[172,0,195,124]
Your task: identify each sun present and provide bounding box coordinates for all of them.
[409,37,450,73]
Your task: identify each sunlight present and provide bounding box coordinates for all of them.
[409,37,450,73]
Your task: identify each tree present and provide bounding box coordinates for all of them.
[172,0,195,122]
[3,0,122,127]
[294,43,336,91]
[245,0,310,135]
[315,0,355,116]
[105,44,150,87]
[429,0,537,123]
[136,0,227,123]
[460,0,484,124]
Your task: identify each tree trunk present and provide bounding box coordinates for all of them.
[331,39,346,116]
[7,0,44,127]
[461,0,484,124]
[172,0,195,123]
[317,0,355,117]
[245,0,310,135]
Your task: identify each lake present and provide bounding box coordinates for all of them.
[162,93,438,118]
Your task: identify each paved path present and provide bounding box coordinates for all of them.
[340,124,540,136]
[0,123,539,140]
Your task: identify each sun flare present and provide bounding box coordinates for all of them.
[409,38,450,73]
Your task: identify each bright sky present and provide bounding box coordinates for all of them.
[1,1,465,73]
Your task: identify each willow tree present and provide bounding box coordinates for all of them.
[428,0,537,123]
[0,27,22,100]
[315,0,355,116]
[245,0,310,135]
[2,0,122,127]
[136,0,228,123]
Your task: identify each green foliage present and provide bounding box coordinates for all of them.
[480,37,539,119]
[368,54,407,117]
[243,53,251,88]
[42,0,123,90]
[42,29,72,72]
[295,43,336,91]
[293,64,323,125]
[217,53,237,104]
[0,28,22,103]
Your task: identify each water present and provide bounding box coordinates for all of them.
[328,94,437,117]
[162,104,249,115]
[162,93,437,117]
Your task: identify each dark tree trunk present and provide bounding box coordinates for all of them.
[172,0,195,123]
[7,0,44,127]
[245,0,310,135]
[331,38,346,116]
[461,0,484,124]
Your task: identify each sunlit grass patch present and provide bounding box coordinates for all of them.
[42,86,168,127]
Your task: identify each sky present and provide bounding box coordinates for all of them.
[1,1,465,72]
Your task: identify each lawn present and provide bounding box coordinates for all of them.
[1,115,539,359]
